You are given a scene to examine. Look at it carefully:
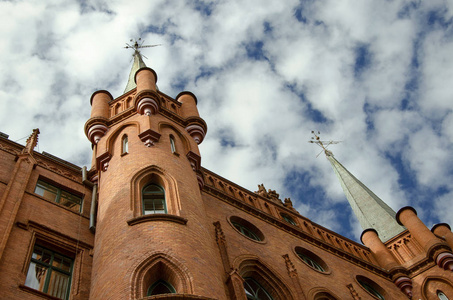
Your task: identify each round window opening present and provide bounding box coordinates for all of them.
[295,247,328,273]
[357,276,385,300]
[230,216,264,242]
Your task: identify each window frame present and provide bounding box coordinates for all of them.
[298,252,324,272]
[243,277,274,300]
[25,245,74,300]
[34,180,83,213]
[232,222,261,241]
[169,135,176,154]
[122,134,129,155]
[281,213,297,225]
[357,278,385,300]
[142,183,167,215]
[147,279,176,296]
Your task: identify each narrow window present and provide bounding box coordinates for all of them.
[243,278,274,300]
[34,180,82,212]
[147,279,176,295]
[438,291,449,300]
[25,245,73,300]
[122,135,128,154]
[142,184,166,214]
[170,135,176,153]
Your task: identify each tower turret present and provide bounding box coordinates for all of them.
[85,41,223,299]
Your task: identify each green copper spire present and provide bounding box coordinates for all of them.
[326,153,405,242]
[124,39,161,94]
[310,132,405,242]
[124,50,147,93]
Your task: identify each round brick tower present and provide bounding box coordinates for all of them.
[84,51,225,299]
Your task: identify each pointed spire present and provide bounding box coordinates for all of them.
[124,50,146,93]
[326,152,405,242]
[309,131,405,242]
[22,128,40,154]
[123,39,161,94]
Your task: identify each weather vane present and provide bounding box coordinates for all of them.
[124,38,161,59]
[308,131,341,157]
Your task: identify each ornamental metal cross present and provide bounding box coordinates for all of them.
[124,38,161,59]
[308,131,341,157]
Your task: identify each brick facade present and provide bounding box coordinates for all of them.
[1,65,453,300]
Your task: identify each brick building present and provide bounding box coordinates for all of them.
[1,45,453,300]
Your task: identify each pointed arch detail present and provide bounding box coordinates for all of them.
[103,121,141,154]
[421,276,453,300]
[233,255,296,300]
[158,121,193,155]
[129,252,194,299]
[129,164,181,216]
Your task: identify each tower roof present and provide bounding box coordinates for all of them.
[326,152,405,242]
[124,49,147,94]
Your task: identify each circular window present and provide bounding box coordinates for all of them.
[230,216,264,242]
[281,213,297,225]
[295,247,328,273]
[357,276,385,300]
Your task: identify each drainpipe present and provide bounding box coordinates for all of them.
[82,166,97,233]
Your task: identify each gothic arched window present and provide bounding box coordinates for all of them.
[142,184,166,214]
[170,135,176,153]
[122,135,128,154]
[147,279,176,295]
[244,277,274,300]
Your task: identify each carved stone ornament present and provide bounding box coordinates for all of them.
[346,284,361,300]
[96,152,112,172]
[137,97,159,116]
[282,254,298,278]
[138,129,161,147]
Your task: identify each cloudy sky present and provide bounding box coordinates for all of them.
[1,0,452,242]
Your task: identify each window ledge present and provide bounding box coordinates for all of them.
[19,285,62,300]
[127,214,188,226]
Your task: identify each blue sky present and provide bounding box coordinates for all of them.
[0,0,452,242]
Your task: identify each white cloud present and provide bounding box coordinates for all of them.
[1,0,452,241]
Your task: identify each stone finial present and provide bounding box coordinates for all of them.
[213,221,226,245]
[22,128,40,154]
[256,184,268,197]
[346,284,361,300]
[282,254,298,278]
[284,198,293,208]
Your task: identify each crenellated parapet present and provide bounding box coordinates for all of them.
[202,169,390,275]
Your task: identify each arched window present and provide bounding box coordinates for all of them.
[233,222,261,241]
[142,184,166,214]
[281,213,297,225]
[147,279,176,295]
[244,278,274,300]
[295,247,328,273]
[122,135,128,154]
[358,278,385,300]
[438,291,450,300]
[170,135,176,153]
